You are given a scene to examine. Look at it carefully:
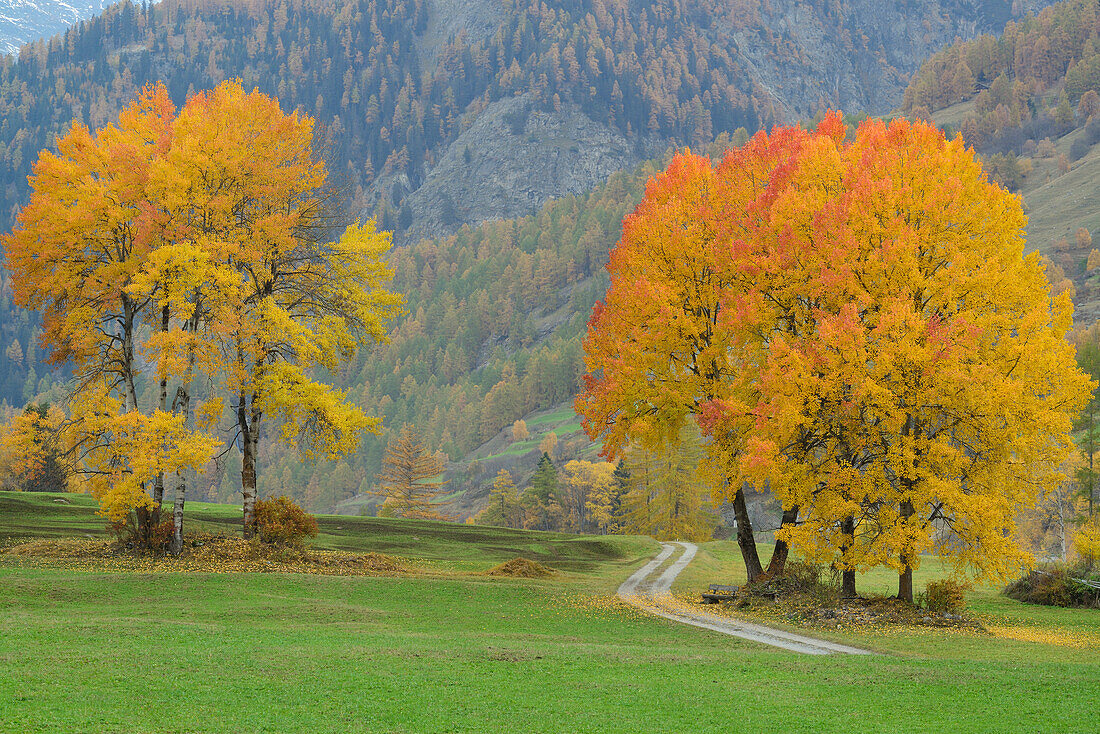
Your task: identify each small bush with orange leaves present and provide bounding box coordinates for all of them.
[253,496,319,547]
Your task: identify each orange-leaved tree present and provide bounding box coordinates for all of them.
[2,83,218,542]
[577,126,823,581]
[580,113,1091,599]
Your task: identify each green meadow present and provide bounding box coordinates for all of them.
[1,491,1098,733]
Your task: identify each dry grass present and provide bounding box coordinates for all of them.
[2,534,414,576]
[485,556,557,578]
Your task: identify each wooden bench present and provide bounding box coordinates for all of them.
[701,583,739,604]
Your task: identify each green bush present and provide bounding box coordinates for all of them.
[253,496,319,547]
[1004,559,1100,608]
[917,578,969,613]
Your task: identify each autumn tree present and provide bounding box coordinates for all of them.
[578,142,810,581]
[620,426,716,542]
[3,83,218,543]
[584,459,630,534]
[4,81,402,546]
[373,424,450,520]
[560,460,616,533]
[511,419,530,443]
[158,81,402,535]
[0,404,68,493]
[478,469,524,528]
[739,118,1089,601]
[581,114,1091,600]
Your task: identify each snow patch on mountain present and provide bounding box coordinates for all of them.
[0,0,119,55]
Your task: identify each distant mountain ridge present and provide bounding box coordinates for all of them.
[0,0,116,55]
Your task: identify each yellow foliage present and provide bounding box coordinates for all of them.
[580,115,1091,585]
[1074,515,1100,562]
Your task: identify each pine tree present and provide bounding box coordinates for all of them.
[373,424,450,520]
[524,452,561,530]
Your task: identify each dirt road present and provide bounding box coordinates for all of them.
[618,541,872,655]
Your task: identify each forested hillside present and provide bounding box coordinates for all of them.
[0,0,1062,509]
[246,154,661,511]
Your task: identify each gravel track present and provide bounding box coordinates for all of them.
[618,541,873,656]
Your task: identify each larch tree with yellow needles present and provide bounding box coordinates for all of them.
[373,423,450,520]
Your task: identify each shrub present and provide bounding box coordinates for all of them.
[253,496,319,547]
[1004,559,1100,608]
[108,510,171,553]
[917,578,969,613]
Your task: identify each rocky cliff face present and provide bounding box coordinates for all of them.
[385,0,1053,240]
[396,94,652,241]
[726,0,1042,119]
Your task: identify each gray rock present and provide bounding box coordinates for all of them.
[393,93,653,241]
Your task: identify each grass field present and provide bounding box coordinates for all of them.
[2,491,1099,733]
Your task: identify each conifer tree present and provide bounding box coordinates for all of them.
[524,452,562,530]
[478,469,524,528]
[373,424,450,520]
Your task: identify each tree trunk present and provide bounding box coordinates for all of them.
[898,566,913,604]
[153,301,169,529]
[732,486,763,582]
[839,515,857,598]
[169,478,186,556]
[898,500,915,603]
[765,505,799,577]
[241,435,257,538]
[239,390,262,538]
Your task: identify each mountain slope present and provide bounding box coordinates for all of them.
[0,0,114,55]
[0,0,1065,509]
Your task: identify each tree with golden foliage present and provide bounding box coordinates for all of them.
[373,424,450,520]
[3,81,402,546]
[158,81,403,537]
[3,83,218,544]
[620,426,716,543]
[560,459,616,533]
[580,113,1091,601]
[511,419,530,443]
[0,404,68,493]
[476,469,524,528]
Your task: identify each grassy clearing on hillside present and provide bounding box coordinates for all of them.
[0,491,638,574]
[2,493,1099,732]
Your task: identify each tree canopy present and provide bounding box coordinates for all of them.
[579,113,1092,598]
[3,81,402,546]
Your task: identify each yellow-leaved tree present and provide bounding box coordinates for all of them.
[580,113,1091,600]
[4,81,403,545]
[159,81,404,536]
[2,84,217,543]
